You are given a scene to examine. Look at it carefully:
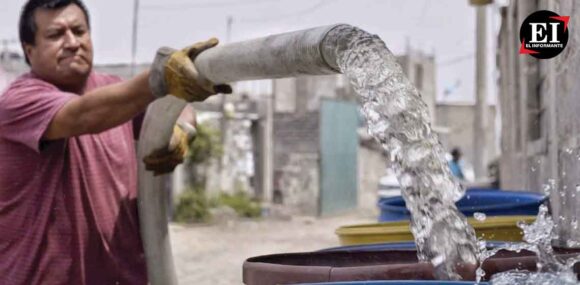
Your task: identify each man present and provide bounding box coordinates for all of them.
[0,0,230,284]
[448,147,466,181]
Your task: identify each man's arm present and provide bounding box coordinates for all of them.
[43,38,231,141]
[43,71,154,140]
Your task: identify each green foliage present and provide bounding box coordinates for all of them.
[216,191,262,218]
[173,188,211,223]
[176,123,262,223]
[174,189,262,223]
[187,123,222,164]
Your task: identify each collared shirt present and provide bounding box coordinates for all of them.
[0,72,147,285]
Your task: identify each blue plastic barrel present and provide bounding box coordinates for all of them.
[319,241,509,252]
[378,189,547,222]
[296,281,488,285]
[320,242,416,251]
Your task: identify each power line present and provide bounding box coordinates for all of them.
[417,0,431,27]
[142,0,275,10]
[142,0,333,24]
[131,0,140,76]
[438,53,474,66]
[237,0,331,23]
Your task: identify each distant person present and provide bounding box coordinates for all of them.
[488,158,500,189]
[0,0,231,284]
[448,147,465,180]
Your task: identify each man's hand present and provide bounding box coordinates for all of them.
[143,121,196,176]
[149,38,232,102]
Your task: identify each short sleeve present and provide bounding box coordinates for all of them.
[0,77,77,152]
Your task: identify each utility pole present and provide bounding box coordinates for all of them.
[221,15,233,136]
[220,16,233,146]
[0,39,9,61]
[219,16,234,191]
[472,0,491,178]
[226,15,233,51]
[261,78,274,207]
[131,0,140,77]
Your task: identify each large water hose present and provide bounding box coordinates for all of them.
[137,96,184,285]
[193,24,341,83]
[137,24,350,284]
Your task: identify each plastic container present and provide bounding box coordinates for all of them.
[378,190,547,222]
[320,242,416,252]
[243,247,580,285]
[295,281,488,285]
[320,241,510,252]
[336,216,536,246]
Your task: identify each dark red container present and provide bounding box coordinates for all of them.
[243,248,580,285]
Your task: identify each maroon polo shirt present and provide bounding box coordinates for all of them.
[0,72,147,285]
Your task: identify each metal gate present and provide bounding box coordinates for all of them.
[319,99,359,215]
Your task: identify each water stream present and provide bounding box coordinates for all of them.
[324,25,479,280]
[324,25,580,283]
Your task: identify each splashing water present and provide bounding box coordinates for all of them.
[543,179,557,196]
[324,25,478,279]
[491,271,578,285]
[474,212,487,222]
[474,205,580,284]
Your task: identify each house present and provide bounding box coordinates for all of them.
[0,51,28,86]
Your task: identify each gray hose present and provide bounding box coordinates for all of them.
[194,24,344,84]
[138,24,350,285]
[137,97,185,285]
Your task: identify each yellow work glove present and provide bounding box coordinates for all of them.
[149,38,232,102]
[143,122,197,176]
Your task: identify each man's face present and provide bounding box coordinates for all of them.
[24,4,93,90]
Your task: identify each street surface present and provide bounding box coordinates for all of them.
[171,211,375,284]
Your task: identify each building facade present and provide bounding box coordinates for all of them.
[497,0,580,246]
[435,102,498,181]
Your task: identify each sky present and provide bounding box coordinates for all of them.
[0,0,503,103]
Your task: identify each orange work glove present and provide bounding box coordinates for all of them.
[142,122,197,176]
[149,38,232,102]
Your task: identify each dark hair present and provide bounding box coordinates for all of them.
[451,147,462,160]
[19,0,91,64]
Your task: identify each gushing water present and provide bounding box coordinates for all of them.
[474,205,580,284]
[491,271,578,285]
[324,25,478,279]
[474,212,487,222]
